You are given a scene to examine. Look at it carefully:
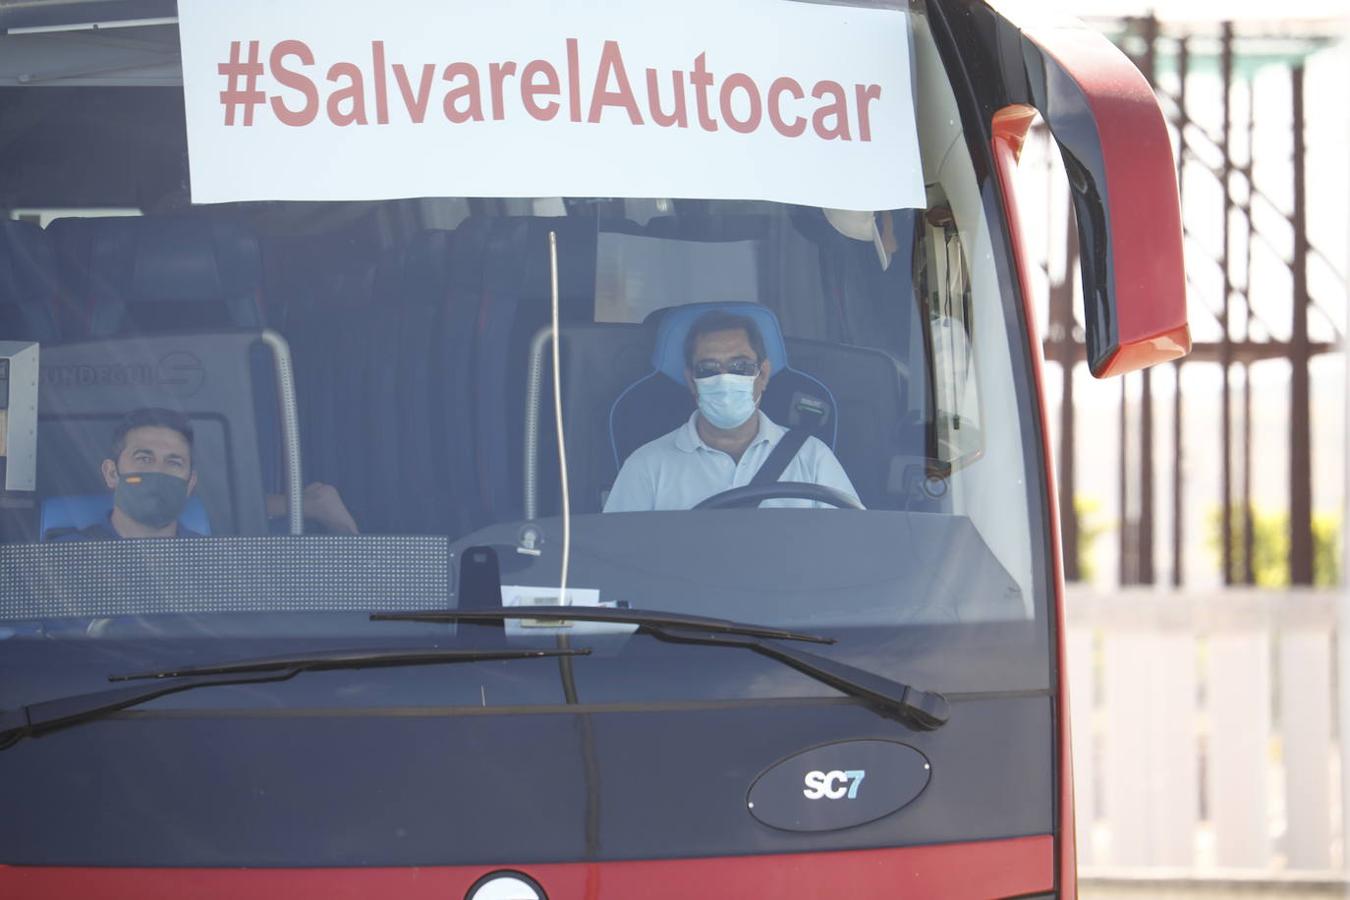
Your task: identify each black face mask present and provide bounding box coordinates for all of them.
[113,471,190,529]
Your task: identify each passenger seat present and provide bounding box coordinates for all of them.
[47,215,264,338]
[51,215,281,497]
[459,217,596,525]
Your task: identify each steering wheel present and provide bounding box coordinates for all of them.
[693,481,864,510]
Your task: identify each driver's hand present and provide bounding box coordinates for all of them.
[300,482,360,534]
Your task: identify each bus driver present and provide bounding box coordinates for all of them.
[603,311,860,512]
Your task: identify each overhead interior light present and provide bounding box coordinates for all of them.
[7,16,176,35]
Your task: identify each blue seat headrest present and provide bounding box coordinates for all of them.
[646,302,788,384]
[40,494,211,540]
[0,220,61,343]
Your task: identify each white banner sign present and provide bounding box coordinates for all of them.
[178,0,925,211]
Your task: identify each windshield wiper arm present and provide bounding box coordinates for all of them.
[370,606,834,645]
[0,646,588,750]
[643,624,949,731]
[108,646,592,681]
[374,608,942,728]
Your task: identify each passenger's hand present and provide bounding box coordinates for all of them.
[301,482,360,534]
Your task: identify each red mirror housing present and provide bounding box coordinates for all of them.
[977,6,1192,377]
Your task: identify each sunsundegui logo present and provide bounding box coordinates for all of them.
[747,740,929,832]
[802,768,866,800]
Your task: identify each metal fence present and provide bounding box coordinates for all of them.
[1038,16,1347,589]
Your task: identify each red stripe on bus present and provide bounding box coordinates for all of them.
[0,835,1053,900]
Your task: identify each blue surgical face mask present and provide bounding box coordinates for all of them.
[695,373,758,430]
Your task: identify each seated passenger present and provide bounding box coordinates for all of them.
[604,311,860,511]
[56,407,359,540]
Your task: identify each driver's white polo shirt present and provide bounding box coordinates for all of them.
[603,411,861,512]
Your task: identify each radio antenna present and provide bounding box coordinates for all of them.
[548,231,571,604]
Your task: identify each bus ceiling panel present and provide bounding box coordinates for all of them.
[0,87,185,208]
[0,0,173,32]
[982,1,1191,378]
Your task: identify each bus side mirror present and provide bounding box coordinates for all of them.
[985,7,1191,378]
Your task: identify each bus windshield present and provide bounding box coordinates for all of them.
[0,1,1050,721]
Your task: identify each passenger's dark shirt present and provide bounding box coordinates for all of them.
[51,514,204,542]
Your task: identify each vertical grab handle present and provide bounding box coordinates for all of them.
[259,329,303,535]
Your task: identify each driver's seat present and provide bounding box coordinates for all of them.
[608,302,837,473]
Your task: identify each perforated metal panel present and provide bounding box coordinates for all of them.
[0,536,449,620]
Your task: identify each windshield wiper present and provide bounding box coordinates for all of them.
[370,606,834,645]
[374,550,941,729]
[371,609,945,731]
[0,646,587,750]
[642,624,948,731]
